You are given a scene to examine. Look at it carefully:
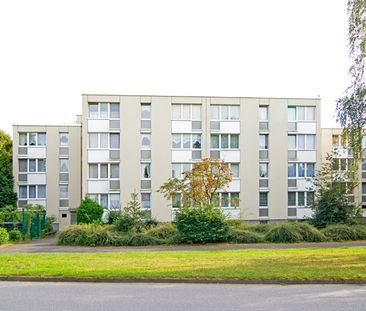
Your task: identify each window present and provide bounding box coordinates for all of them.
[288,192,296,206]
[141,104,151,119]
[19,133,27,146]
[110,133,120,149]
[259,135,268,150]
[172,194,181,208]
[210,105,240,121]
[19,186,27,199]
[192,105,201,120]
[141,134,151,149]
[37,133,46,146]
[141,193,151,209]
[19,159,46,173]
[110,103,120,119]
[60,159,69,173]
[288,163,315,178]
[259,192,268,207]
[298,192,305,206]
[306,163,315,177]
[288,192,313,207]
[332,159,353,172]
[142,163,151,179]
[29,159,36,172]
[307,192,314,206]
[18,185,46,199]
[29,133,37,146]
[362,183,366,195]
[89,164,98,178]
[100,133,108,148]
[298,163,305,177]
[59,185,68,199]
[89,164,119,179]
[221,193,229,207]
[29,186,36,198]
[259,163,268,178]
[19,159,27,172]
[100,194,108,208]
[110,164,119,179]
[59,133,69,147]
[288,135,296,149]
[362,160,366,171]
[89,133,98,148]
[100,103,108,118]
[38,159,46,172]
[172,104,202,120]
[259,106,268,121]
[110,194,120,209]
[172,134,202,149]
[89,133,120,149]
[19,132,46,147]
[100,164,108,178]
[89,103,98,118]
[88,103,120,119]
[216,192,239,208]
[288,135,316,150]
[288,163,296,177]
[172,163,192,179]
[210,134,239,149]
[230,163,240,178]
[288,106,316,121]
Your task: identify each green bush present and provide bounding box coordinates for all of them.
[265,224,303,243]
[143,218,159,230]
[321,224,358,241]
[227,220,247,230]
[293,222,327,242]
[227,229,264,243]
[352,224,366,240]
[8,229,22,241]
[128,233,163,246]
[0,228,9,244]
[58,224,108,246]
[42,216,56,237]
[145,223,178,240]
[114,213,135,232]
[108,211,121,225]
[175,205,229,244]
[76,197,104,224]
[247,223,275,234]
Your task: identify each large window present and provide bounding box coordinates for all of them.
[59,159,69,173]
[288,163,315,178]
[19,159,46,173]
[19,132,46,146]
[88,163,119,179]
[141,104,151,119]
[288,134,316,150]
[288,106,316,121]
[141,193,151,209]
[259,163,268,178]
[288,191,313,207]
[59,133,69,147]
[172,104,201,120]
[259,106,268,121]
[215,192,239,208]
[141,134,151,149]
[59,184,69,199]
[88,103,120,119]
[259,192,268,207]
[18,185,46,199]
[210,134,239,149]
[259,134,268,150]
[210,105,240,121]
[172,134,202,149]
[88,193,120,209]
[332,158,353,171]
[172,163,192,179]
[88,133,120,149]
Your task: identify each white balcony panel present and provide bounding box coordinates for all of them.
[171,121,192,133]
[28,173,46,185]
[227,179,241,192]
[297,122,316,134]
[28,147,46,158]
[297,150,316,162]
[88,120,110,132]
[220,121,240,133]
[296,179,314,191]
[88,150,109,162]
[88,180,109,193]
[28,199,46,206]
[223,208,241,220]
[297,208,314,219]
[220,150,240,162]
[172,150,192,162]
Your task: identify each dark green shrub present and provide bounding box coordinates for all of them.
[76,197,104,224]
[293,222,327,242]
[143,218,159,230]
[175,205,229,244]
[108,211,120,225]
[8,229,22,241]
[102,230,132,246]
[57,224,107,246]
[227,229,264,243]
[227,220,247,230]
[265,224,303,243]
[145,223,178,240]
[321,224,358,241]
[114,213,135,232]
[128,233,163,246]
[247,223,275,234]
[0,228,9,244]
[352,224,366,240]
[42,216,56,237]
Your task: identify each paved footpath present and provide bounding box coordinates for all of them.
[1,237,366,253]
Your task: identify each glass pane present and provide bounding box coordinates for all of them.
[142,163,151,179]
[362,160,366,171]
[59,133,69,147]
[141,193,151,209]
[259,192,268,206]
[230,192,239,207]
[306,135,315,149]
[141,104,151,119]
[362,183,366,195]
[110,103,120,119]
[89,164,98,178]
[183,134,191,148]
[221,134,229,149]
[306,107,315,121]
[59,185,68,199]
[192,105,201,120]
[182,163,191,175]
[210,106,220,120]
[259,163,268,178]
[221,193,229,207]
[306,163,315,177]
[29,159,36,172]
[172,105,181,120]
[88,103,98,118]
[332,135,339,147]
[260,135,268,150]
[306,192,314,206]
[230,106,240,120]
[141,134,151,149]
[211,135,219,149]
[60,159,69,172]
[19,159,28,172]
[298,163,305,177]
[298,135,305,149]
[29,133,37,146]
[110,194,120,209]
[341,159,347,170]
[182,105,190,119]
[192,134,201,149]
[19,186,27,199]
[110,164,119,178]
[100,194,108,209]
[29,185,36,199]
[110,134,120,149]
[363,136,366,148]
[89,134,98,148]
[38,159,46,172]
[221,106,229,120]
[288,107,296,121]
[100,133,108,148]
[231,163,239,177]
[172,194,181,208]
[37,185,46,199]
[298,192,305,206]
[172,134,181,148]
[288,163,296,177]
[19,133,27,146]
[172,163,181,178]
[37,133,46,146]
[288,135,296,149]
[100,103,108,118]
[100,164,108,178]
[288,192,296,206]
[230,134,239,149]
[332,159,339,170]
[259,106,268,121]
[298,107,305,120]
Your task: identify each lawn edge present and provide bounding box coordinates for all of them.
[0,276,365,285]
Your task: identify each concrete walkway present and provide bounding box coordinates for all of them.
[1,237,366,253]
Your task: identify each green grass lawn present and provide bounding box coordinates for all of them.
[1,247,366,280]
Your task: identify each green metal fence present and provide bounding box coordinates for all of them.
[21,209,46,240]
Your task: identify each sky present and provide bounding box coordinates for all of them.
[0,0,350,136]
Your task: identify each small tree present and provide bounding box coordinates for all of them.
[159,158,232,207]
[115,192,144,232]
[310,153,362,228]
[76,197,103,224]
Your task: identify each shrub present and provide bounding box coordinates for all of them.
[114,213,135,232]
[42,216,56,237]
[76,197,104,224]
[8,229,22,241]
[227,229,264,243]
[352,224,366,240]
[265,224,303,243]
[128,233,163,246]
[143,218,159,230]
[0,228,9,244]
[145,223,178,240]
[227,220,247,230]
[175,205,229,244]
[293,222,327,242]
[321,224,358,241]
[58,224,107,246]
[247,223,275,234]
[108,211,120,225]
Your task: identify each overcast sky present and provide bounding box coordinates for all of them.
[0,0,350,136]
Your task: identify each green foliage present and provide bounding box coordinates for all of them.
[42,216,56,236]
[8,229,22,241]
[227,220,247,230]
[128,233,163,246]
[175,205,229,244]
[22,204,45,240]
[227,229,264,243]
[247,223,276,234]
[293,222,327,242]
[107,211,120,224]
[143,218,159,230]
[352,224,366,240]
[58,224,109,246]
[321,224,359,241]
[76,197,103,224]
[114,213,135,232]
[265,224,303,243]
[0,205,20,227]
[145,223,178,240]
[0,227,9,244]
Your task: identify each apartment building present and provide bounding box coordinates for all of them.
[13,95,321,228]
